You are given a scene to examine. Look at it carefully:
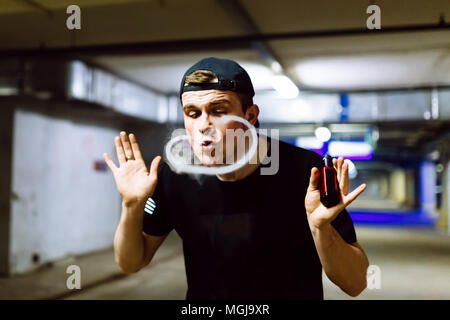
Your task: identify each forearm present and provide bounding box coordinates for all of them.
[309,223,369,297]
[114,200,147,273]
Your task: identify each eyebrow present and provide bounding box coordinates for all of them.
[209,99,231,105]
[182,99,231,110]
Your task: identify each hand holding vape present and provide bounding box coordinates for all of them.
[320,154,341,208]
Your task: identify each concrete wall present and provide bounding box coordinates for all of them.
[349,168,388,199]
[9,108,122,274]
[347,163,420,210]
[10,109,120,273]
[3,96,173,275]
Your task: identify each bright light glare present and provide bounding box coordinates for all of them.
[271,61,282,73]
[296,136,323,150]
[344,159,358,179]
[295,55,424,89]
[271,75,299,99]
[315,127,331,142]
[329,141,373,159]
[70,61,87,99]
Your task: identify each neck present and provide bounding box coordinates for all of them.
[216,136,269,182]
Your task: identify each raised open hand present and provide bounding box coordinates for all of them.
[103,131,161,205]
[305,157,366,230]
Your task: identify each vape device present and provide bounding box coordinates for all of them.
[320,155,340,207]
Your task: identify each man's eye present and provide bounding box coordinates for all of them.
[188,111,200,118]
[213,110,226,115]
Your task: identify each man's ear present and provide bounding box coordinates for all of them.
[245,104,260,127]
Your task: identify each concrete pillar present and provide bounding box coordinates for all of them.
[420,161,438,218]
[389,169,406,204]
[440,160,450,233]
[447,161,450,234]
[0,106,13,275]
[404,169,416,207]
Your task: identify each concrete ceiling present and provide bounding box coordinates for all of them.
[1,0,450,91]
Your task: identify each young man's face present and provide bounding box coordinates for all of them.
[181,89,258,167]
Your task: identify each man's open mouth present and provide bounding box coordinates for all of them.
[201,140,213,147]
[200,139,217,153]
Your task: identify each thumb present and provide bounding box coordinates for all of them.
[308,167,320,192]
[149,155,162,178]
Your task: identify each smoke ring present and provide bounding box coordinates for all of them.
[165,115,258,175]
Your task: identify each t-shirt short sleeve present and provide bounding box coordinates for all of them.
[142,163,174,236]
[308,150,357,244]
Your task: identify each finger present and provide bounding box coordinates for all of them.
[103,153,118,172]
[343,184,366,207]
[341,161,349,195]
[337,157,344,180]
[332,157,340,166]
[334,158,340,183]
[129,133,143,161]
[307,167,320,192]
[149,156,162,178]
[333,157,341,182]
[120,131,134,160]
[115,136,127,164]
[340,159,345,181]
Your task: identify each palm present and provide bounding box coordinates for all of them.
[305,187,328,217]
[305,157,366,229]
[115,159,157,202]
[104,132,161,204]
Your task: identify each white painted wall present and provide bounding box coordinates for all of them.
[9,109,121,274]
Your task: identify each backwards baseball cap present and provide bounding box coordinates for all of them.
[180,57,255,100]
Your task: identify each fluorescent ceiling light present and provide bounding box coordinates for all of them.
[328,141,373,160]
[271,75,299,99]
[0,87,19,95]
[238,62,274,91]
[295,51,447,89]
[70,61,88,99]
[296,136,324,150]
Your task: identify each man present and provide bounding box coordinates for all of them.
[103,57,369,300]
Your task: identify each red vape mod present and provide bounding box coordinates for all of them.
[320,155,340,207]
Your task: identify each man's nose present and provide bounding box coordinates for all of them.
[198,114,213,134]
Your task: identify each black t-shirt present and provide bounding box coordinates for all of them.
[143,138,357,300]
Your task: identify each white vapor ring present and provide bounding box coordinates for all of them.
[165,115,258,175]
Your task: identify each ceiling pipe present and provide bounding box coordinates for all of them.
[1,23,449,58]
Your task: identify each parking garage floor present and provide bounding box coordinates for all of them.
[1,226,449,300]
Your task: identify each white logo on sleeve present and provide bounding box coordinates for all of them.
[144,198,156,215]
